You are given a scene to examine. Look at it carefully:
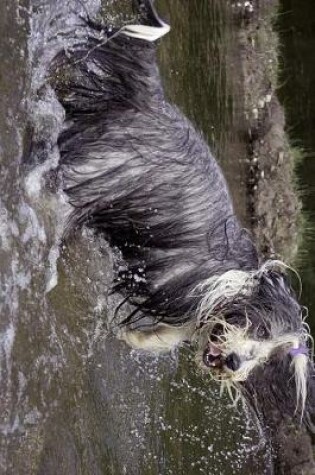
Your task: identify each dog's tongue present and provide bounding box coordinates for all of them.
[208,342,222,357]
[203,342,223,368]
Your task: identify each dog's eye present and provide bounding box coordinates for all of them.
[210,323,224,342]
[224,311,246,327]
[225,353,241,371]
[257,325,268,339]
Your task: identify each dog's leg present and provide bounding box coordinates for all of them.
[119,323,194,352]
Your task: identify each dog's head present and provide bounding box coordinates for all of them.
[194,261,312,413]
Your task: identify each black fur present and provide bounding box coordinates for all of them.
[54,5,258,327]
[217,271,303,337]
[52,0,315,439]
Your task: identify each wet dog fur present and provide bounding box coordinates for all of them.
[53,0,314,431]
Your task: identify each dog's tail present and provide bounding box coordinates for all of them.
[121,0,170,42]
[52,0,170,119]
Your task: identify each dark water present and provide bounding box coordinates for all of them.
[158,0,249,225]
[1,0,314,474]
[278,0,315,333]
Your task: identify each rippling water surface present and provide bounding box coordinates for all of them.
[1,0,314,474]
[278,0,315,333]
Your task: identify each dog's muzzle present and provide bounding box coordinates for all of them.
[202,342,241,373]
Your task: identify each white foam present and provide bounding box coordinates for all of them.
[0,205,10,250]
[0,324,15,384]
[45,244,60,293]
[19,202,46,244]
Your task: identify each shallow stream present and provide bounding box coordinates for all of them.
[0,1,314,474]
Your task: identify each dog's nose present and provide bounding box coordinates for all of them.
[225,353,241,371]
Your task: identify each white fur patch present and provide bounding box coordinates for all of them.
[195,260,300,324]
[119,322,193,352]
[121,23,170,42]
[195,269,256,323]
[290,340,309,415]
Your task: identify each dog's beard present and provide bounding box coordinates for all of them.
[193,261,312,415]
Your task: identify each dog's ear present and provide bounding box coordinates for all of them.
[241,355,308,420]
[241,358,315,469]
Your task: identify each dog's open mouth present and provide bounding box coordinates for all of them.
[202,324,241,374]
[202,342,224,369]
[203,342,241,374]
[202,323,225,370]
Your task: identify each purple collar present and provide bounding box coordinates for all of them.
[289,346,308,357]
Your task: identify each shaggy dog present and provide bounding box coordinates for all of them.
[54,0,314,425]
